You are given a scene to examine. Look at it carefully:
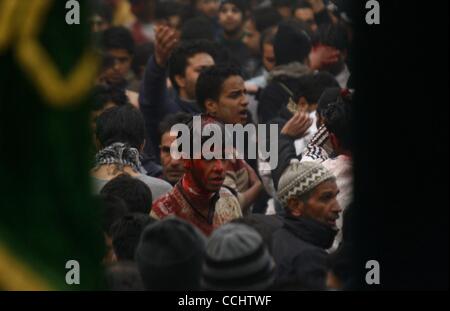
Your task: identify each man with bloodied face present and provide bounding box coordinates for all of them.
[151,115,242,236]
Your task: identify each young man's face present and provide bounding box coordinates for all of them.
[160,131,185,185]
[178,52,215,100]
[186,157,227,192]
[90,14,110,33]
[208,75,249,125]
[103,49,132,85]
[262,43,275,72]
[242,19,261,56]
[277,6,292,20]
[294,8,318,32]
[289,179,342,229]
[196,0,220,18]
[218,3,244,35]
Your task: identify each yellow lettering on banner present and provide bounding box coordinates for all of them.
[0,0,98,108]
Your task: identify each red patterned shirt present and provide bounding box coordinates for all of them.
[151,183,242,236]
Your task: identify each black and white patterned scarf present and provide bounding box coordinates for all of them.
[94,142,146,174]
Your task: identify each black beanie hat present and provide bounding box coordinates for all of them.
[135,217,206,290]
[219,0,249,14]
[201,223,276,290]
[274,20,312,66]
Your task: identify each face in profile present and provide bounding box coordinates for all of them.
[242,19,261,56]
[288,179,342,229]
[262,43,275,72]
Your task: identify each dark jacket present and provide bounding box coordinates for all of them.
[272,133,298,190]
[258,62,311,124]
[271,216,337,290]
[139,56,202,160]
[216,34,256,79]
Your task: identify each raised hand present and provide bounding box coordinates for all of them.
[154,25,179,67]
[281,109,313,139]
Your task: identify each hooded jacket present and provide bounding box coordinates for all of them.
[271,216,337,290]
[257,62,311,124]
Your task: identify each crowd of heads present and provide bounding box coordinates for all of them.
[88,0,355,291]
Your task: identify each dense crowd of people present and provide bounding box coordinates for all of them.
[90,0,355,290]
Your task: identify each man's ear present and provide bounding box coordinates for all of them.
[205,99,218,115]
[287,197,303,217]
[174,74,186,89]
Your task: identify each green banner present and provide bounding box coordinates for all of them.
[0,0,104,290]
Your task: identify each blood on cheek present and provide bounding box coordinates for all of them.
[192,159,224,184]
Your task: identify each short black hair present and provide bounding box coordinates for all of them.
[272,0,295,8]
[252,7,282,33]
[131,42,154,78]
[92,85,129,112]
[181,16,215,41]
[100,174,153,214]
[195,65,243,110]
[155,0,183,22]
[168,39,217,92]
[105,261,144,291]
[90,0,113,23]
[159,112,194,137]
[101,26,135,55]
[110,213,156,261]
[219,0,249,14]
[97,194,129,236]
[294,0,313,10]
[323,90,353,150]
[312,23,349,52]
[327,242,355,288]
[274,20,312,65]
[293,72,340,104]
[175,114,229,159]
[96,104,145,149]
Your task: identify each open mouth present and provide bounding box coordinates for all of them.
[328,215,339,227]
[210,177,224,184]
[168,171,184,178]
[239,110,248,120]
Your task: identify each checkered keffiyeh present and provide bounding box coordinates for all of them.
[94,142,146,174]
[277,161,334,206]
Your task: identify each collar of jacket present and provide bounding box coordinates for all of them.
[216,32,246,45]
[268,62,311,82]
[282,215,337,249]
[175,96,202,114]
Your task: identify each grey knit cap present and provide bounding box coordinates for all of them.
[277,161,335,206]
[201,223,276,290]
